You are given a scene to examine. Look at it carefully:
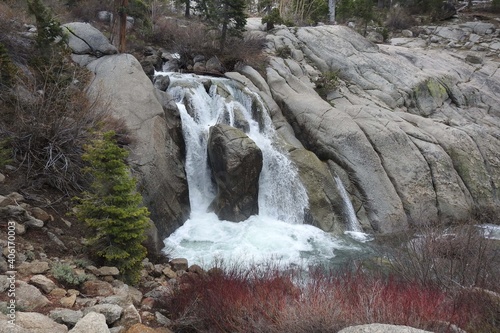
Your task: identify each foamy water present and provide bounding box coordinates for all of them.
[160,71,371,269]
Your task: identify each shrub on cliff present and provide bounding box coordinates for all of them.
[74,131,149,285]
[0,0,107,194]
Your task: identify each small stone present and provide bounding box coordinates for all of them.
[169,258,188,272]
[126,323,158,333]
[24,216,44,228]
[97,266,120,276]
[61,218,72,228]
[116,304,141,328]
[0,173,5,183]
[81,280,114,297]
[84,303,123,325]
[140,297,155,311]
[155,311,172,326]
[48,231,67,249]
[0,275,9,292]
[60,293,77,308]
[67,289,80,296]
[16,281,51,310]
[465,54,483,64]
[15,312,68,333]
[30,274,57,293]
[68,312,109,333]
[17,260,50,276]
[0,192,24,206]
[50,288,68,298]
[15,221,26,235]
[187,264,205,275]
[75,297,97,308]
[103,275,115,283]
[49,308,83,327]
[162,266,177,279]
[29,207,51,222]
[402,29,413,37]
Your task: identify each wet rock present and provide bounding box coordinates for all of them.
[207,124,263,222]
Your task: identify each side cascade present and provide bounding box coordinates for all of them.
[162,72,367,268]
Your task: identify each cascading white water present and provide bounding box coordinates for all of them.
[162,72,366,268]
[334,176,362,233]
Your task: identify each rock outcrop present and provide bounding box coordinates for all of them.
[207,124,263,221]
[236,23,500,232]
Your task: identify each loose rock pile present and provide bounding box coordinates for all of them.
[0,188,206,332]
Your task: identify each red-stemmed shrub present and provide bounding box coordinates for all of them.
[162,264,474,333]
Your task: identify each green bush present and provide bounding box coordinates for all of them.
[0,138,13,169]
[276,45,292,58]
[492,0,500,12]
[74,131,150,285]
[0,42,18,89]
[51,262,91,287]
[315,71,340,99]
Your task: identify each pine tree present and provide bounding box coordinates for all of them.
[197,0,247,51]
[75,131,149,285]
[27,0,65,53]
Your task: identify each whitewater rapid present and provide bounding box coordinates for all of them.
[160,72,370,269]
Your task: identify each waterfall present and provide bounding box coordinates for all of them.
[167,73,308,223]
[162,72,364,268]
[334,176,362,232]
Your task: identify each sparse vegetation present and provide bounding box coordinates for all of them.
[150,16,266,71]
[51,262,91,287]
[0,0,108,194]
[315,70,340,99]
[275,45,292,58]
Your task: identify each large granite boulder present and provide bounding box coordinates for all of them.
[62,22,117,66]
[85,54,189,241]
[207,124,263,221]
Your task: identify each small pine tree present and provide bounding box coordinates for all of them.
[197,0,247,51]
[0,42,18,89]
[27,0,65,53]
[75,131,149,285]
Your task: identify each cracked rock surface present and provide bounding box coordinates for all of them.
[238,23,500,232]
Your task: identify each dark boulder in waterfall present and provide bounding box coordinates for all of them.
[207,124,263,222]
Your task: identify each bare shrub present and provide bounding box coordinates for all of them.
[150,17,266,72]
[65,0,113,23]
[387,218,500,292]
[385,5,417,30]
[162,263,468,333]
[0,2,32,66]
[2,52,108,194]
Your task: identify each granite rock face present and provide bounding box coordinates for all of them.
[238,23,500,232]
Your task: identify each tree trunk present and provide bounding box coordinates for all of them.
[329,0,336,24]
[184,0,190,17]
[220,2,229,52]
[119,0,128,53]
